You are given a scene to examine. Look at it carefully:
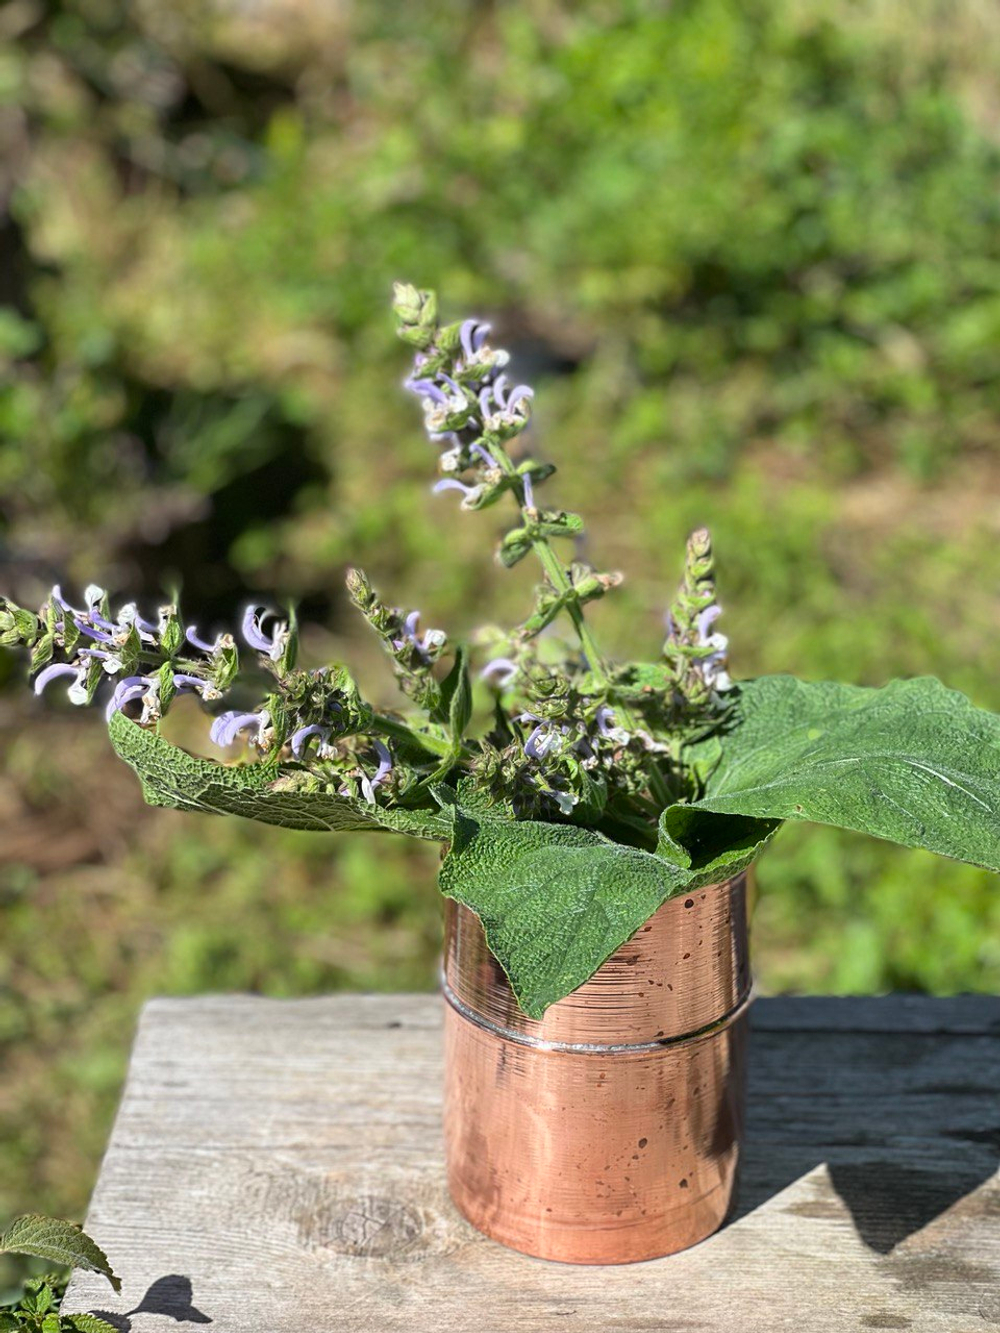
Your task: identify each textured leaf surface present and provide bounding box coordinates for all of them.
[67,1314,123,1333]
[657,806,780,885]
[0,1218,120,1293]
[108,713,449,840]
[688,675,1000,871]
[439,809,698,1017]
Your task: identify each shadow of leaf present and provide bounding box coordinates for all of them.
[88,1274,212,1332]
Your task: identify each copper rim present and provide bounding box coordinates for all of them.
[442,874,751,1264]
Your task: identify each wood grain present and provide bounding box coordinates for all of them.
[62,994,1000,1332]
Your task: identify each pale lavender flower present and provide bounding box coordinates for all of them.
[524,721,567,761]
[186,625,223,654]
[432,478,484,509]
[210,709,270,748]
[290,724,332,758]
[522,472,535,510]
[460,319,490,358]
[479,375,534,436]
[105,675,150,721]
[455,319,510,379]
[392,609,446,662]
[360,739,393,804]
[241,606,288,662]
[34,662,88,705]
[480,657,519,688]
[595,705,630,746]
[407,375,471,436]
[695,603,731,692]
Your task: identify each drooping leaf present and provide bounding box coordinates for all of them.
[0,1219,120,1294]
[66,1314,122,1333]
[108,712,449,840]
[439,808,699,1018]
[657,807,780,884]
[683,675,1000,871]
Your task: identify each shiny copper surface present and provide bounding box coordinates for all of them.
[442,874,751,1264]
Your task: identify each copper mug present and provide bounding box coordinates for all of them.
[442,873,752,1264]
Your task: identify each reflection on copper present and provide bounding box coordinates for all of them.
[442,874,752,1264]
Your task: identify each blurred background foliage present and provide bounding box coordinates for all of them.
[2,0,1000,1243]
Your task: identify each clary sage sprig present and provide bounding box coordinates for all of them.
[4,284,1000,1018]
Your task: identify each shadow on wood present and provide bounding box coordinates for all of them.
[89,1275,212,1332]
[733,997,1000,1255]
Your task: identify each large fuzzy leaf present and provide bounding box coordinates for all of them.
[684,675,1000,871]
[440,809,698,1018]
[0,1217,120,1292]
[108,712,449,840]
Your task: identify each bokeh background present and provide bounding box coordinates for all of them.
[2,0,1000,1247]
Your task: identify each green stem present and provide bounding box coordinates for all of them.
[492,448,609,686]
[493,445,674,809]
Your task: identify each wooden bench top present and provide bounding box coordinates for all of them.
[63,994,1000,1332]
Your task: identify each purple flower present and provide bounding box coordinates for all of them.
[210,709,270,748]
[455,320,508,378]
[479,375,534,435]
[115,602,158,639]
[186,625,223,655]
[393,609,446,662]
[360,739,393,804]
[290,724,332,758]
[404,377,449,404]
[524,721,567,762]
[34,662,88,705]
[480,657,519,688]
[694,603,731,692]
[73,620,113,644]
[241,606,288,662]
[521,472,535,510]
[595,705,630,746]
[432,478,484,509]
[105,675,151,721]
[460,319,490,359]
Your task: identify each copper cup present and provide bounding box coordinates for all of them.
[442,873,752,1264]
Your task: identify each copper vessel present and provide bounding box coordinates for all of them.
[442,873,751,1264]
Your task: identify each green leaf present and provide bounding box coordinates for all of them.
[29,635,54,673]
[657,807,780,885]
[439,808,698,1018]
[0,1219,120,1294]
[686,675,1000,872]
[0,1311,21,1331]
[438,645,472,741]
[108,712,449,840]
[66,1314,122,1333]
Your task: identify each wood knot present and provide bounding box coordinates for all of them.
[329,1196,424,1258]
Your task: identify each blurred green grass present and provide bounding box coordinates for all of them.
[2,0,1000,1241]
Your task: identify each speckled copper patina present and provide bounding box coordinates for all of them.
[442,874,752,1264]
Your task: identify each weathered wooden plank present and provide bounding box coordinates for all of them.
[63,995,1000,1333]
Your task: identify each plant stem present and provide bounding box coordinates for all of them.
[492,448,610,686]
[493,445,674,809]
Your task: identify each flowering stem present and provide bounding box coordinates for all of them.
[492,448,611,687]
[496,449,674,808]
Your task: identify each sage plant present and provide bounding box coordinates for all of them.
[3,285,1000,1017]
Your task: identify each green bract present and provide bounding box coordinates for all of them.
[6,288,1000,1018]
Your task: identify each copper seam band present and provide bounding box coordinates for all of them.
[440,971,755,1055]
